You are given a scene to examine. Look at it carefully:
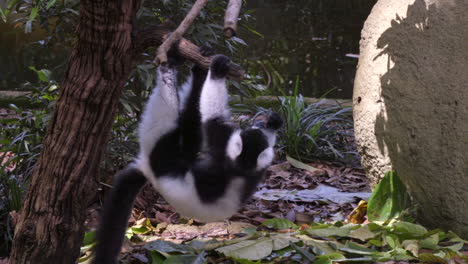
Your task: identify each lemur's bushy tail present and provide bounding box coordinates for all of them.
[93,166,147,264]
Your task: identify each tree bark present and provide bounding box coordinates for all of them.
[9,0,141,263]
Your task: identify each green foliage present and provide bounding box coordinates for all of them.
[0,67,57,255]
[367,171,412,222]
[276,93,357,164]
[81,218,468,264]
[262,218,298,230]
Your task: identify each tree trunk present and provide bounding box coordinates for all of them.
[9,0,141,263]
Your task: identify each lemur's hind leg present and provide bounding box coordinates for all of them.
[199,55,243,160]
[179,45,215,162]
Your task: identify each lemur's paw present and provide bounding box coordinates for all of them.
[210,55,231,79]
[199,44,216,57]
[167,41,185,67]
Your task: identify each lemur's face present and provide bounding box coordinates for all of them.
[236,112,283,171]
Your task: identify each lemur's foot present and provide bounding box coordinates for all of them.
[210,55,231,79]
[167,41,185,67]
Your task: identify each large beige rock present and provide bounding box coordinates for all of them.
[353,0,468,238]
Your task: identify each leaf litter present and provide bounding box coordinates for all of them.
[80,160,468,264]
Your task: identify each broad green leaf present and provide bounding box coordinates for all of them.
[262,218,298,230]
[0,7,7,22]
[145,240,195,254]
[334,257,374,262]
[150,251,165,264]
[296,235,338,255]
[307,225,353,238]
[216,237,273,260]
[385,235,398,249]
[348,225,377,241]
[420,233,439,249]
[367,171,411,222]
[162,252,206,264]
[442,242,464,251]
[232,258,261,264]
[313,256,332,264]
[46,0,57,9]
[290,243,315,261]
[82,231,96,246]
[29,7,39,21]
[270,234,299,250]
[392,221,427,237]
[339,241,377,255]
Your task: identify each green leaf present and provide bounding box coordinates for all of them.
[231,258,261,264]
[262,218,298,230]
[313,256,332,264]
[46,0,57,9]
[145,240,195,254]
[162,252,206,264]
[82,231,96,246]
[339,241,377,256]
[392,221,427,237]
[29,6,39,21]
[270,234,299,250]
[367,171,411,222]
[290,243,315,261]
[306,225,353,238]
[419,233,439,249]
[150,251,165,264]
[0,7,7,22]
[216,237,273,260]
[348,225,377,241]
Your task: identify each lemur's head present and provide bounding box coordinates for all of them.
[226,112,283,171]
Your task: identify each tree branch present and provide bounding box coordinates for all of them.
[155,0,209,65]
[136,25,245,80]
[224,0,242,38]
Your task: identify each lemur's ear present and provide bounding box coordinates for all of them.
[226,130,243,160]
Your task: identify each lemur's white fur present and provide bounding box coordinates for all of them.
[138,66,179,158]
[226,130,243,160]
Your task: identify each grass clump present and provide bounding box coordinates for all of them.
[276,94,357,165]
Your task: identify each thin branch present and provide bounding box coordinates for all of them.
[136,25,245,80]
[224,0,242,38]
[155,0,209,64]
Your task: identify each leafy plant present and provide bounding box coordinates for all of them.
[0,67,57,255]
[367,171,412,222]
[276,84,357,164]
[80,217,468,264]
